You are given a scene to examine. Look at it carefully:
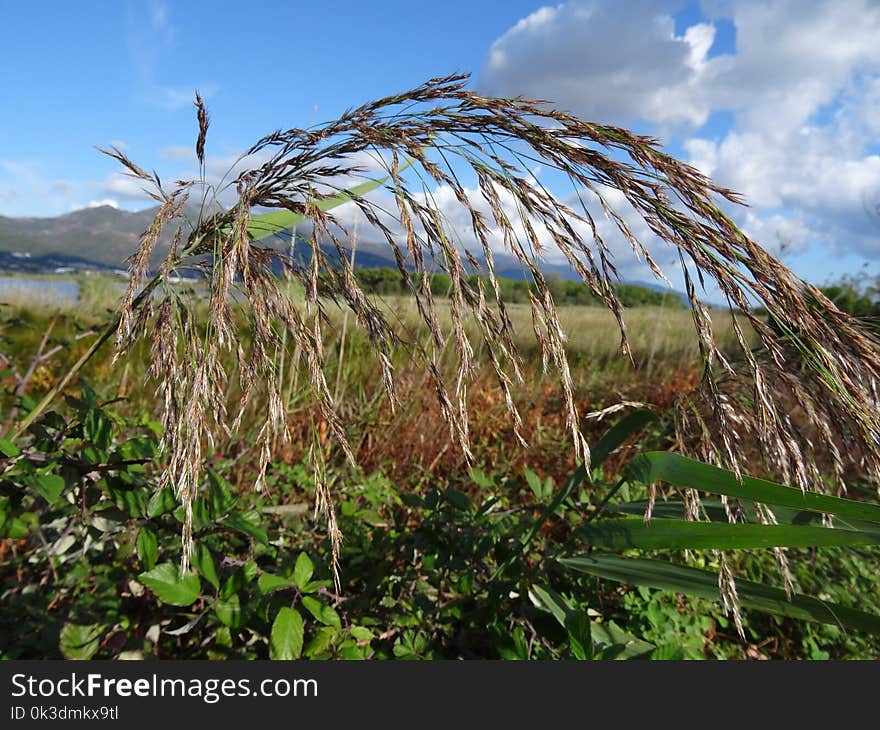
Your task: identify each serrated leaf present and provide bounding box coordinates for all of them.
[338,641,368,660]
[305,626,336,658]
[138,563,201,606]
[294,553,314,590]
[116,437,158,461]
[270,607,304,660]
[136,527,158,570]
[60,623,104,660]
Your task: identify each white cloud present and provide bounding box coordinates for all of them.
[479,0,880,264]
[481,1,716,128]
[97,172,155,201]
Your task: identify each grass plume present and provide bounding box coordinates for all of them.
[38,73,880,584]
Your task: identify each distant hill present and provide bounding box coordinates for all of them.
[0,206,163,268]
[0,206,688,304]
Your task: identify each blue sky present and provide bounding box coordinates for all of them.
[2,0,879,290]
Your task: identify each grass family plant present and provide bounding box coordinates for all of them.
[9,75,880,628]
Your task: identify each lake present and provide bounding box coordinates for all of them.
[0,277,80,306]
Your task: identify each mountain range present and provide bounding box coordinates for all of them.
[0,204,686,301]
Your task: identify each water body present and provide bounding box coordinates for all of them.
[0,277,79,306]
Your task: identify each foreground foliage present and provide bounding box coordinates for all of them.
[2,390,879,660]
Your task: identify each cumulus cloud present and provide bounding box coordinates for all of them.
[97,172,155,201]
[480,0,716,128]
[478,0,880,266]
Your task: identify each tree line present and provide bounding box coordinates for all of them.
[340,267,685,308]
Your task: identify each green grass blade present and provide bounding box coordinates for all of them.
[520,408,658,546]
[628,452,880,525]
[590,409,658,469]
[576,518,880,551]
[245,157,417,242]
[561,554,880,634]
[607,499,880,532]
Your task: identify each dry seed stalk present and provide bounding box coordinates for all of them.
[93,75,878,601]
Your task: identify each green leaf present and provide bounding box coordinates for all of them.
[115,436,157,462]
[350,626,374,643]
[0,437,20,457]
[147,487,177,518]
[443,488,471,512]
[83,408,112,451]
[222,510,268,544]
[609,499,880,533]
[138,563,201,606]
[591,409,658,469]
[337,641,368,660]
[528,585,570,627]
[293,552,314,590]
[258,573,295,595]
[628,452,880,525]
[561,554,880,634]
[305,626,336,658]
[0,498,31,539]
[528,584,593,659]
[301,595,341,630]
[191,544,219,591]
[33,474,65,504]
[525,470,544,499]
[270,607,304,660]
[576,518,880,551]
[60,623,104,660]
[214,594,241,628]
[565,612,593,660]
[136,527,158,570]
[243,163,414,243]
[589,621,655,659]
[206,469,237,517]
[521,468,583,549]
